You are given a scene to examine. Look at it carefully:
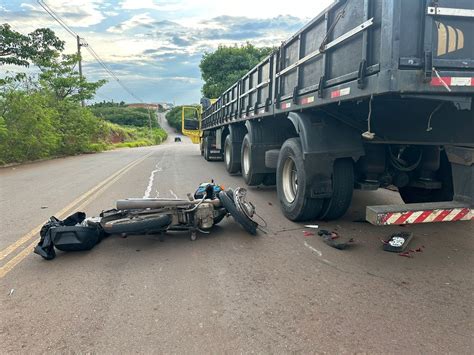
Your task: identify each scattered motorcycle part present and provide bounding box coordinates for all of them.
[382,231,413,253]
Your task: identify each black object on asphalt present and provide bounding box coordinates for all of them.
[317,230,354,250]
[382,231,413,253]
[34,212,103,260]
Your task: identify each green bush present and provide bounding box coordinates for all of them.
[54,99,108,155]
[0,91,60,163]
[90,105,158,128]
[0,89,168,165]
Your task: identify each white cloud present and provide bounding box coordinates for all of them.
[104,11,119,16]
[38,0,105,27]
[107,13,155,33]
[120,0,185,12]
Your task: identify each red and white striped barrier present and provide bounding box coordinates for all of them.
[366,202,473,226]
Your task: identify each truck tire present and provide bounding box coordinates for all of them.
[224,135,241,174]
[241,134,264,186]
[319,158,354,220]
[277,138,323,221]
[399,153,454,203]
[203,137,210,161]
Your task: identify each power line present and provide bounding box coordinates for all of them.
[36,0,77,38]
[84,43,144,103]
[37,0,147,104]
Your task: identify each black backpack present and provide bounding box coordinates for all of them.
[34,212,102,260]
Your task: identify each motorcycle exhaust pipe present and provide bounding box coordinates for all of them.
[116,198,222,210]
[117,198,197,210]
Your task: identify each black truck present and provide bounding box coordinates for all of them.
[184,0,474,223]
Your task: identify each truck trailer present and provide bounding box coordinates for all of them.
[183,0,474,223]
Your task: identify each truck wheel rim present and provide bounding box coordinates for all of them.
[225,142,231,166]
[282,157,297,203]
[243,144,250,175]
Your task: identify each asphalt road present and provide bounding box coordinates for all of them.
[0,115,472,353]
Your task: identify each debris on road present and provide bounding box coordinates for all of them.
[317,230,355,250]
[34,212,102,260]
[304,225,319,229]
[9,289,15,296]
[382,231,413,253]
[303,231,315,237]
[398,245,426,258]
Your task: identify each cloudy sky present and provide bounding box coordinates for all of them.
[1,0,334,104]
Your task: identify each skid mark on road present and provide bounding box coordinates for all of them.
[143,165,162,198]
[169,189,178,199]
[143,148,169,198]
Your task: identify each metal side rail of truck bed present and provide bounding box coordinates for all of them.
[201,0,474,140]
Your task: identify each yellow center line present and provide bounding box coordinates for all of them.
[0,151,153,262]
[0,151,153,278]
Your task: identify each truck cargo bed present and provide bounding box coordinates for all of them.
[202,0,473,138]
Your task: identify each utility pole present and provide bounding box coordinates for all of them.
[77,35,85,107]
[148,105,153,140]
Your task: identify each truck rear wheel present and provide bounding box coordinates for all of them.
[277,138,323,221]
[224,135,241,174]
[319,158,354,220]
[203,137,210,161]
[241,134,264,186]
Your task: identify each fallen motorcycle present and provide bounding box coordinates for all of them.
[101,186,259,240]
[34,184,260,260]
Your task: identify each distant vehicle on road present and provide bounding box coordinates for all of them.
[174,136,182,142]
[182,0,474,225]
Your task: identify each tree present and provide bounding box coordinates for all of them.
[0,24,64,67]
[38,53,106,102]
[199,43,273,98]
[90,103,158,128]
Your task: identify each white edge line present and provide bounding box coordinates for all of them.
[304,241,322,257]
